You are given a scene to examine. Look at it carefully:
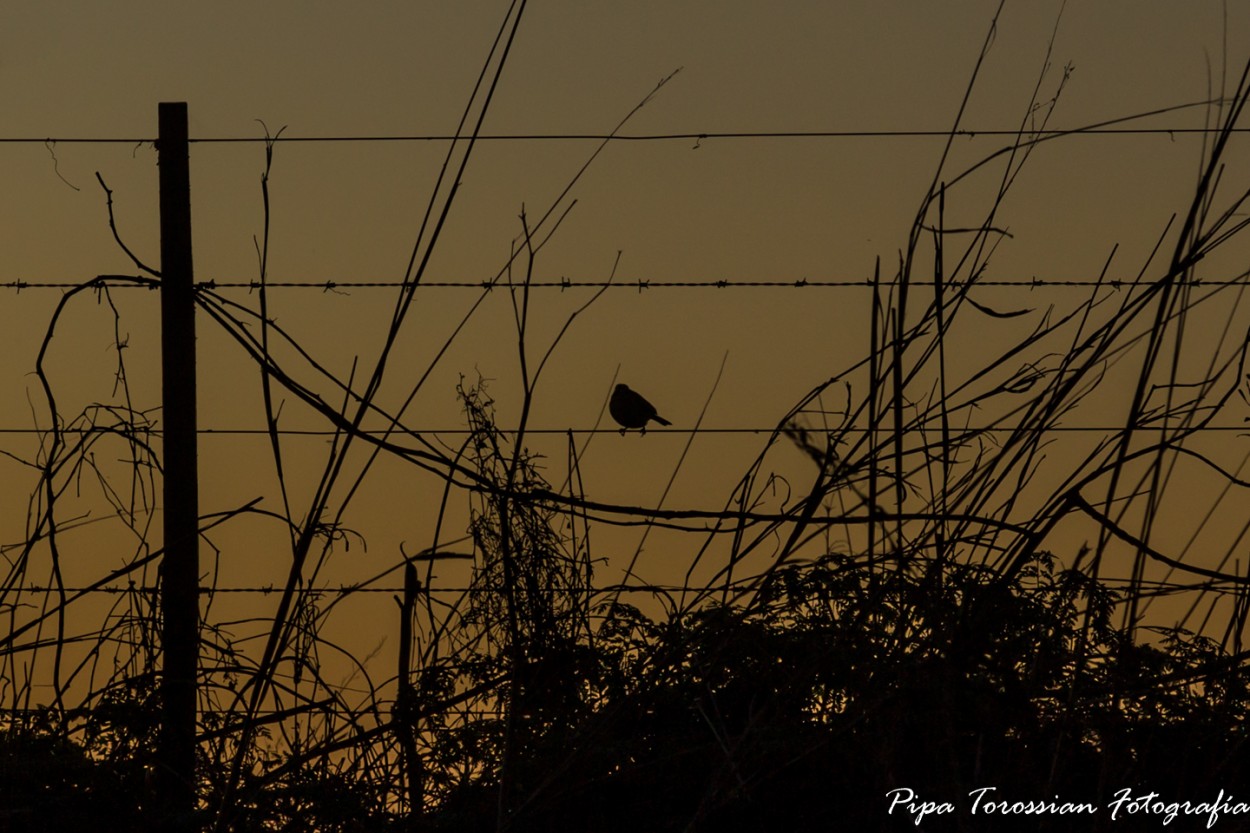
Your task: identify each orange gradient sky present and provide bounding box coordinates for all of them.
[5,2,1250,688]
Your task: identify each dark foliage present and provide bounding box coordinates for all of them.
[9,549,1249,832]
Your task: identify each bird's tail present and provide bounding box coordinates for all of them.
[654,415,672,426]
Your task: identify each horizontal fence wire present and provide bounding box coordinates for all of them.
[4,126,1249,144]
[3,276,1250,291]
[8,578,1226,596]
[0,425,1243,436]
[12,584,704,595]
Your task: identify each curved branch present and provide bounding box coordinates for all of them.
[94,173,161,277]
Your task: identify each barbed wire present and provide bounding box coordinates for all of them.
[3,275,1248,292]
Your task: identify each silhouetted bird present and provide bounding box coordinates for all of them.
[610,383,671,434]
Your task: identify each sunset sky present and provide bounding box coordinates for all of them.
[5,2,1250,684]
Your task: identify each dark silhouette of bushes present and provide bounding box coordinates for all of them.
[5,529,1250,832]
[411,550,1250,833]
[0,709,150,833]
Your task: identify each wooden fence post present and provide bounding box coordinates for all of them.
[157,100,200,831]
